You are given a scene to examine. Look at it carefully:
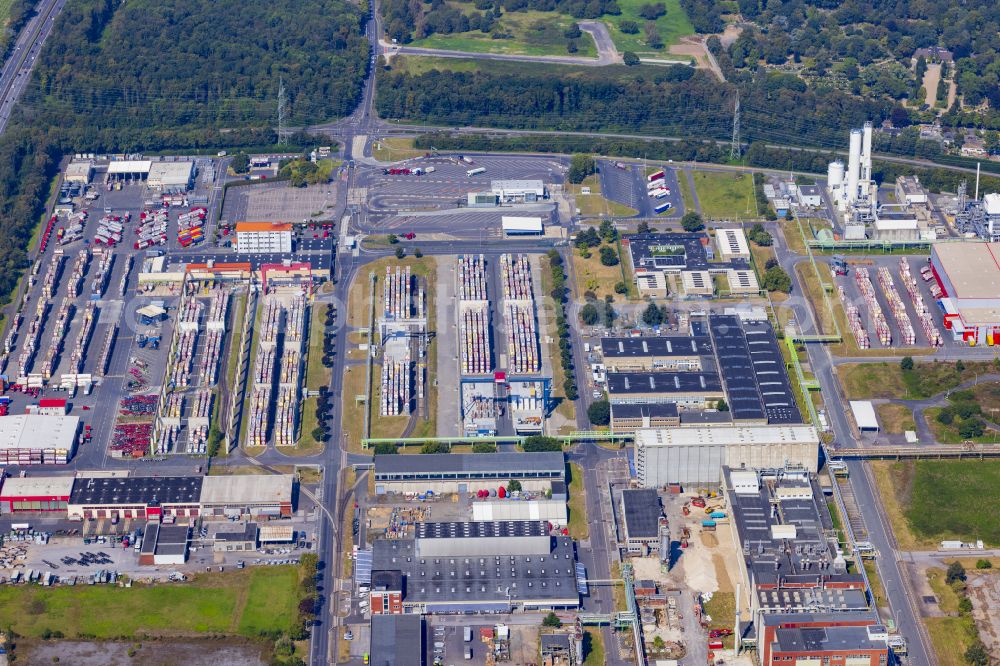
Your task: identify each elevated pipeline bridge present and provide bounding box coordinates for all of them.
[831,444,1000,460]
[361,431,634,449]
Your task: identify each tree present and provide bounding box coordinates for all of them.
[965,641,988,666]
[959,418,985,439]
[958,596,973,614]
[588,399,611,425]
[564,23,581,39]
[764,257,778,270]
[652,636,666,651]
[946,561,967,585]
[642,302,663,326]
[976,559,992,569]
[207,426,224,457]
[575,227,601,248]
[387,233,399,244]
[614,281,628,294]
[900,356,914,371]
[568,154,596,183]
[394,246,405,259]
[472,442,496,453]
[566,40,578,54]
[638,2,665,19]
[599,246,619,266]
[421,441,449,454]
[231,153,250,174]
[619,19,639,34]
[644,22,663,49]
[542,612,562,628]
[580,302,600,325]
[956,359,966,372]
[747,222,772,246]
[311,427,325,442]
[507,479,522,492]
[373,442,398,455]
[681,211,704,232]
[637,221,651,233]
[762,265,792,293]
[523,436,562,452]
[599,219,618,242]
[716,398,729,412]
[413,247,423,258]
[622,51,640,66]
[936,409,954,425]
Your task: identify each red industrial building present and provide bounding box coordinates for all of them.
[369,570,404,614]
[760,613,889,666]
[26,398,68,416]
[0,476,75,513]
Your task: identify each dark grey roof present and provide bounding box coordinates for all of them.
[622,489,662,540]
[798,185,821,196]
[679,410,733,424]
[155,543,188,556]
[773,625,886,653]
[371,569,403,592]
[69,475,203,507]
[606,372,722,395]
[216,523,257,542]
[600,336,712,358]
[415,520,547,540]
[157,525,191,544]
[709,315,801,424]
[372,537,579,606]
[370,614,424,666]
[375,452,564,480]
[628,232,750,272]
[540,634,573,653]
[611,403,679,419]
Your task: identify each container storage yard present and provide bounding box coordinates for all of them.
[499,253,540,375]
[457,254,491,376]
[244,291,309,448]
[377,265,426,418]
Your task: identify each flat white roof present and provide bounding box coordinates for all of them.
[65,161,93,177]
[107,160,152,174]
[635,425,819,447]
[0,415,79,451]
[726,269,759,293]
[716,228,750,257]
[849,401,879,430]
[0,475,75,498]
[148,161,194,184]
[874,218,918,230]
[501,216,543,233]
[200,474,294,505]
[984,193,1000,216]
[681,270,711,291]
[491,180,545,194]
[934,242,1000,300]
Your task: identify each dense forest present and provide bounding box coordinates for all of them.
[377,62,889,146]
[381,0,620,43]
[714,0,1000,128]
[0,0,367,311]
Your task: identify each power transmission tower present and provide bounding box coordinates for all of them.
[730,91,741,161]
[277,77,287,144]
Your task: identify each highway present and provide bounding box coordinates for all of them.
[0,0,67,133]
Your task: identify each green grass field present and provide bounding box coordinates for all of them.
[892,460,1000,546]
[839,360,1000,400]
[410,8,597,57]
[567,462,589,540]
[583,629,606,665]
[602,0,694,57]
[571,173,638,218]
[0,567,299,639]
[692,171,756,219]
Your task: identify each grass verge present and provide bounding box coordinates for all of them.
[876,403,916,434]
[371,137,425,162]
[411,9,597,58]
[702,591,736,649]
[602,0,694,57]
[571,173,638,218]
[582,628,606,666]
[571,244,625,299]
[540,254,576,423]
[567,462,589,540]
[838,360,999,401]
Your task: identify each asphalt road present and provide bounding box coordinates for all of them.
[0,0,66,133]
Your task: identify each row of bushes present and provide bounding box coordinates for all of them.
[547,251,580,402]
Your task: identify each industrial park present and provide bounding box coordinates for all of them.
[0,116,998,666]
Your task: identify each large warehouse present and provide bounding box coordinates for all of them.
[634,425,820,486]
[0,415,79,465]
[373,452,564,494]
[471,499,568,527]
[199,474,294,519]
[0,476,75,513]
[606,371,725,408]
[147,161,195,191]
[930,242,1000,345]
[68,475,203,520]
[372,520,580,613]
[235,222,293,253]
[600,336,711,372]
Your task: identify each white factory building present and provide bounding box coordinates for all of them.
[930,242,1000,345]
[634,425,820,486]
[715,228,750,261]
[0,415,80,465]
[491,180,546,203]
[502,216,544,236]
[148,161,195,191]
[65,160,94,184]
[471,499,568,527]
[234,222,293,253]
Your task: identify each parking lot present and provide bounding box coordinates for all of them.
[598,160,683,219]
[360,154,567,239]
